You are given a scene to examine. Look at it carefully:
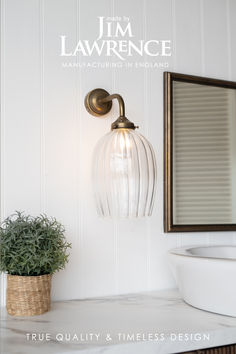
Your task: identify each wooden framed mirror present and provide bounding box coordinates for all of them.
[164,72,236,232]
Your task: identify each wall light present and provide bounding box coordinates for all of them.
[85,88,157,218]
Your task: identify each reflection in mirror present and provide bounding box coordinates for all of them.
[173,81,236,225]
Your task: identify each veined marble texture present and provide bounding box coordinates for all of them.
[1,289,236,354]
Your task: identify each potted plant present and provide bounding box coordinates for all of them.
[0,211,71,316]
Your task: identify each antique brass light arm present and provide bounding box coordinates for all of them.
[84,88,137,130]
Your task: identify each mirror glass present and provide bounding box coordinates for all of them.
[173,80,236,225]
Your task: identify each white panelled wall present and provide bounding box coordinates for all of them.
[1,0,236,305]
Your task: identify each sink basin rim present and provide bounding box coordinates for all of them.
[169,245,236,261]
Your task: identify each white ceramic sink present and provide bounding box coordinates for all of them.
[169,245,236,317]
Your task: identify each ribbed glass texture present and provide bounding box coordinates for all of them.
[92,128,157,218]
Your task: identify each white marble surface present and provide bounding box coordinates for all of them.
[1,289,236,354]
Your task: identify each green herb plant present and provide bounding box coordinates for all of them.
[0,211,71,276]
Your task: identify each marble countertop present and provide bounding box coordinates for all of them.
[1,289,236,354]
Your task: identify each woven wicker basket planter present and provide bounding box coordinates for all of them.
[6,274,52,316]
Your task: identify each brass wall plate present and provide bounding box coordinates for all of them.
[84,88,112,117]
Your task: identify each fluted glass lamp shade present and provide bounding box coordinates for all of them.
[92,128,157,218]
